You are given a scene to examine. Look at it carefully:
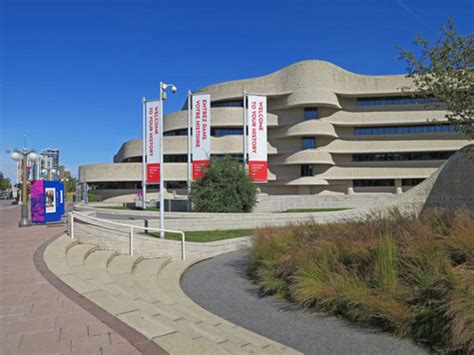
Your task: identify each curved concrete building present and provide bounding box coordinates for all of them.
[79,60,469,198]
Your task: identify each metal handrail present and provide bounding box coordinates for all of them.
[69,211,186,261]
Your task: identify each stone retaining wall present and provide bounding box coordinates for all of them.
[69,213,250,260]
[253,194,395,212]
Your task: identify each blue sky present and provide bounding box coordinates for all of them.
[1,0,473,180]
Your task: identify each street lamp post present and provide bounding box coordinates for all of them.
[159,81,177,238]
[41,167,57,180]
[10,148,39,227]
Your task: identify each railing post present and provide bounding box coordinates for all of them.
[181,232,186,261]
[130,226,134,256]
[70,212,74,239]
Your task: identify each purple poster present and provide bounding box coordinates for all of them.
[31,180,45,223]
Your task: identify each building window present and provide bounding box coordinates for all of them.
[211,128,243,136]
[166,181,186,189]
[164,128,188,136]
[352,151,454,162]
[354,124,456,135]
[302,137,316,149]
[356,96,437,106]
[353,179,395,187]
[122,157,142,163]
[165,127,245,137]
[211,154,244,162]
[304,108,318,120]
[164,155,188,163]
[402,178,425,186]
[211,100,243,108]
[89,181,143,190]
[301,164,314,176]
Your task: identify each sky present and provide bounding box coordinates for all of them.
[1,0,473,181]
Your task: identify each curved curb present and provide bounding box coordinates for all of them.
[33,233,168,355]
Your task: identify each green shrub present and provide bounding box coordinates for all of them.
[249,209,474,352]
[190,157,257,212]
[87,192,103,202]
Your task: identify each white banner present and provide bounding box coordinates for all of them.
[146,100,160,183]
[247,95,267,182]
[192,94,211,180]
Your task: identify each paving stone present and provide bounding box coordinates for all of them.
[108,255,140,274]
[60,273,100,294]
[84,290,139,316]
[17,328,70,353]
[117,310,176,339]
[4,314,56,336]
[67,244,97,267]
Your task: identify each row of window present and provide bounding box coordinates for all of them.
[356,96,437,106]
[354,124,456,136]
[125,154,245,163]
[164,127,244,137]
[353,179,425,187]
[352,151,454,162]
[90,178,425,190]
[165,123,456,138]
[89,181,187,190]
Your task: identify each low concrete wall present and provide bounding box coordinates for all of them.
[68,213,250,260]
[76,205,367,231]
[254,194,395,212]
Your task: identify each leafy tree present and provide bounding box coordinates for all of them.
[190,157,257,212]
[397,18,474,139]
[65,177,77,193]
[0,176,11,191]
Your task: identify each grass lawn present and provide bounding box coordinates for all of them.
[97,206,160,212]
[150,229,253,242]
[282,208,351,213]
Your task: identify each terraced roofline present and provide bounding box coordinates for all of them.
[192,60,410,109]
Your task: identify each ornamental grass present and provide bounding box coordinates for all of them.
[248,209,474,352]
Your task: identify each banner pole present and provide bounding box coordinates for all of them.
[159,83,165,238]
[187,90,192,212]
[243,90,247,171]
[141,97,147,210]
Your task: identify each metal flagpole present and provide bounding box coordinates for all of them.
[141,97,147,210]
[243,90,247,170]
[159,83,165,238]
[187,90,192,211]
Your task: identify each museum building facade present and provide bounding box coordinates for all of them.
[79,60,469,198]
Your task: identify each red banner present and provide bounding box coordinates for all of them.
[247,95,267,182]
[248,161,268,182]
[192,160,210,181]
[145,100,161,184]
[147,163,160,183]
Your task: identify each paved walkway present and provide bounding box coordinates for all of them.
[0,204,142,354]
[181,250,429,355]
[43,233,300,354]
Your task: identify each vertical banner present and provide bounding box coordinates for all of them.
[247,95,268,182]
[146,100,161,183]
[192,94,211,180]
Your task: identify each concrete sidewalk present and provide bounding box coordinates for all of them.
[0,204,141,354]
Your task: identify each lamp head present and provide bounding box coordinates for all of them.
[11,152,21,162]
[28,152,39,162]
[170,85,177,93]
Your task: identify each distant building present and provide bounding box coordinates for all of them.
[30,148,66,181]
